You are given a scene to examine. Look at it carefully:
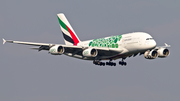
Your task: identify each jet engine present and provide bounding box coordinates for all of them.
[49,45,64,55]
[157,48,170,58]
[82,48,98,57]
[144,50,158,59]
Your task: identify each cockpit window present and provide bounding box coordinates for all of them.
[146,38,154,40]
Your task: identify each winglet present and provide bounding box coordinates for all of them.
[2,38,6,44]
[165,43,171,47]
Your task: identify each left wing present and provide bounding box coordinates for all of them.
[3,38,55,51]
[3,38,52,46]
[2,38,83,51]
[3,39,123,57]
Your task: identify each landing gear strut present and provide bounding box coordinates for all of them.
[119,59,127,66]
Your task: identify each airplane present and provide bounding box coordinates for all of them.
[2,13,170,66]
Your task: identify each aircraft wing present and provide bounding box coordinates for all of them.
[155,43,171,49]
[94,47,123,56]
[3,38,52,46]
[2,38,83,51]
[53,46,123,57]
[61,46,123,59]
[3,38,123,57]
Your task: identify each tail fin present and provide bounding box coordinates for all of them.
[57,13,81,46]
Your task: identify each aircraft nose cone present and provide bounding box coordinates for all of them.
[144,40,157,50]
[151,40,157,48]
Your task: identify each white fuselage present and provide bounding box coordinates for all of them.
[65,32,157,60]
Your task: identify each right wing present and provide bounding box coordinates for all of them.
[155,43,171,49]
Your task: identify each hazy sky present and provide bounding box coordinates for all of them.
[1,0,180,101]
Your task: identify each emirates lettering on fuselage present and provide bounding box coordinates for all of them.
[123,38,132,41]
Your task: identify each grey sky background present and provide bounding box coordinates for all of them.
[1,0,180,101]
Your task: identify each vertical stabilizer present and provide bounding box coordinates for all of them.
[57,13,81,45]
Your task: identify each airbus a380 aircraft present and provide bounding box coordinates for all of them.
[3,13,170,66]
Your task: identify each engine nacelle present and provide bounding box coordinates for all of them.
[49,45,64,55]
[82,48,98,57]
[144,50,158,59]
[157,48,170,58]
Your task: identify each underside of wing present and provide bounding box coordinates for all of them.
[62,47,124,61]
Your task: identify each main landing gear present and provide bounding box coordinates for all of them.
[93,60,105,66]
[119,59,127,66]
[93,60,116,66]
[106,61,116,66]
[93,59,127,66]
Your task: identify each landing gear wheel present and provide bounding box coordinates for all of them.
[102,62,105,66]
[93,60,106,66]
[105,61,116,66]
[106,62,109,65]
[113,63,116,66]
[119,59,127,66]
[124,62,127,66]
[119,61,122,65]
